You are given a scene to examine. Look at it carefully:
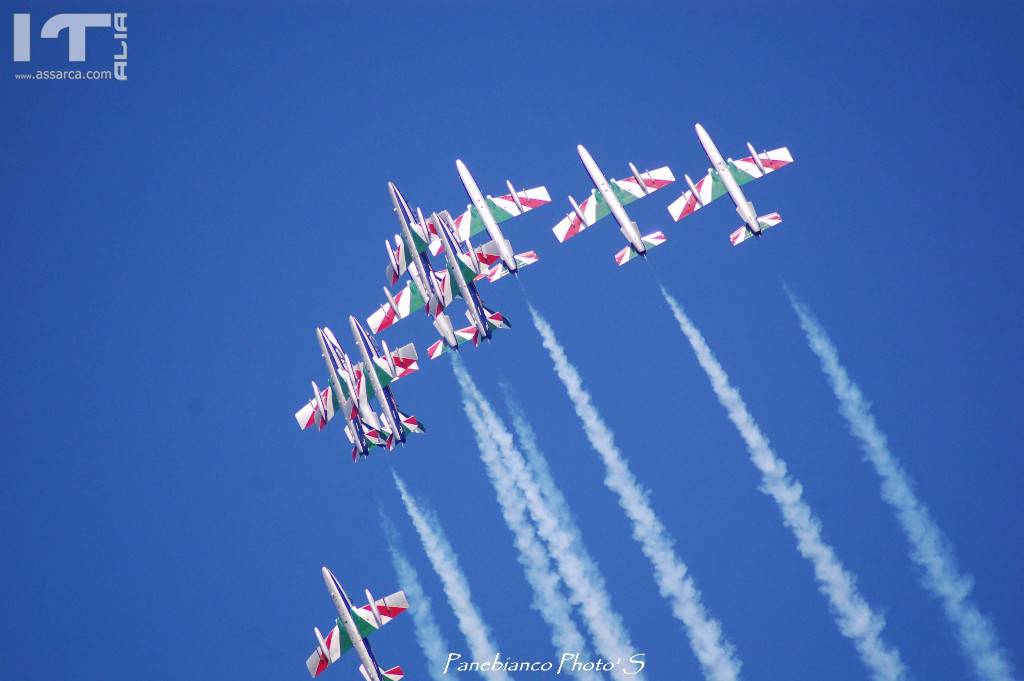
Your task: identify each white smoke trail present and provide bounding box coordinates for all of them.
[501,386,647,681]
[380,510,461,681]
[393,472,510,681]
[788,292,1016,681]
[529,305,743,681]
[658,285,907,681]
[449,358,599,681]
[451,358,634,681]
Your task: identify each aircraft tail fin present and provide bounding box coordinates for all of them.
[486,250,539,282]
[359,665,404,681]
[397,410,425,434]
[426,338,448,360]
[614,230,666,266]
[481,304,511,330]
[472,239,504,267]
[360,417,391,449]
[730,212,781,246]
[387,342,420,378]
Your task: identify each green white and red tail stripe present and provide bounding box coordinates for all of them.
[730,212,782,246]
[614,231,667,266]
[484,250,539,282]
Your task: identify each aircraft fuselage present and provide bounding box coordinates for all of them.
[348,316,404,443]
[316,327,370,458]
[455,159,517,273]
[388,183,457,346]
[438,215,490,339]
[322,568,381,681]
[577,145,646,255]
[695,123,761,237]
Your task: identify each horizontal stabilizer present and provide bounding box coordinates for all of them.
[473,239,504,267]
[359,665,405,681]
[426,338,447,360]
[398,410,425,434]
[730,212,782,246]
[388,342,420,378]
[641,230,667,249]
[482,305,511,330]
[614,231,666,266]
[486,250,539,282]
[361,417,391,448]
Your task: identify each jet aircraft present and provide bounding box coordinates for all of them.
[305,567,408,680]
[423,210,511,359]
[448,159,549,278]
[667,123,793,245]
[366,182,459,350]
[552,145,676,265]
[294,324,422,461]
[348,315,424,447]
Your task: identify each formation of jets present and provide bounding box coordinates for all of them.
[294,123,794,676]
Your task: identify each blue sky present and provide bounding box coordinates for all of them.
[2,1,1022,679]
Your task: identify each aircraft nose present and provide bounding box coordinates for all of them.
[694,122,705,135]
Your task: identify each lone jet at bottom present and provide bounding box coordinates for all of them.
[552,145,676,266]
[305,567,408,680]
[667,123,793,246]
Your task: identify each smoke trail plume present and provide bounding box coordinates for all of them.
[380,509,461,681]
[449,358,599,681]
[502,386,646,681]
[528,305,743,681]
[451,357,634,681]
[788,292,1016,681]
[658,286,907,681]
[393,472,509,681]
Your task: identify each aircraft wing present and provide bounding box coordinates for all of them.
[609,166,675,207]
[668,147,793,221]
[367,282,427,334]
[295,386,337,431]
[363,344,420,390]
[305,624,352,677]
[553,166,674,243]
[352,590,410,632]
[552,190,609,242]
[452,185,551,241]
